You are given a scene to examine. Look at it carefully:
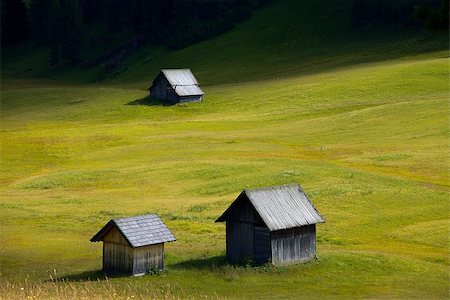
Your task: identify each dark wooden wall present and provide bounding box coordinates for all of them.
[253,225,271,263]
[225,195,268,263]
[150,74,178,101]
[224,195,318,265]
[271,224,316,265]
[150,74,202,103]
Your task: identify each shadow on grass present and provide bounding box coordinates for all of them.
[170,256,286,273]
[51,269,130,282]
[126,96,176,106]
[170,255,228,270]
[52,256,271,281]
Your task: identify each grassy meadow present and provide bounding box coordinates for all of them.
[1,0,449,298]
[1,53,449,299]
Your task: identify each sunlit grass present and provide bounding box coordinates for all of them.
[1,51,449,298]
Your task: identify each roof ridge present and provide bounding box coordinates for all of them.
[92,213,176,247]
[161,68,191,71]
[112,213,157,222]
[244,183,300,193]
[172,83,199,85]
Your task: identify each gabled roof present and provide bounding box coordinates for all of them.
[161,69,199,86]
[91,214,176,248]
[174,85,204,96]
[150,69,204,96]
[216,184,324,231]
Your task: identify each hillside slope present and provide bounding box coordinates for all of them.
[2,0,448,87]
[0,0,449,298]
[1,54,449,298]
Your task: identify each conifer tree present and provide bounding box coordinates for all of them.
[60,0,83,63]
[1,0,29,46]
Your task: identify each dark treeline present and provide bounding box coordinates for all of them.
[99,0,272,48]
[352,0,448,30]
[2,0,271,65]
[1,0,447,66]
[1,0,29,47]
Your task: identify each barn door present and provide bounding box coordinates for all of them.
[253,226,271,263]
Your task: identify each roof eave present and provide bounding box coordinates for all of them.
[90,220,114,242]
[131,237,177,248]
[245,184,325,231]
[176,93,205,97]
[244,190,277,231]
[215,192,246,222]
[90,220,134,248]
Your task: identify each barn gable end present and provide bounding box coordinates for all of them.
[216,184,324,265]
[91,214,175,275]
[148,69,204,103]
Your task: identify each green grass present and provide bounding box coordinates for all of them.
[1,53,448,298]
[1,0,449,298]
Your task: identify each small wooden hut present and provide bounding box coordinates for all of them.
[148,69,204,103]
[90,214,176,276]
[216,184,324,266]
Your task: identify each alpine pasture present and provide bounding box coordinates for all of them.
[1,0,449,299]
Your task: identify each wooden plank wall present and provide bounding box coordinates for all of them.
[226,197,269,263]
[271,224,316,266]
[179,95,202,103]
[226,221,254,263]
[103,243,133,274]
[151,75,170,100]
[102,227,128,245]
[224,197,318,265]
[132,243,164,275]
[102,227,133,273]
[253,226,271,263]
[101,227,167,275]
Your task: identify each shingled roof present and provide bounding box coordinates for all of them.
[151,69,204,96]
[216,184,324,231]
[91,214,176,248]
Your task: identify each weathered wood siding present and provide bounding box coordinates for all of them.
[150,74,179,102]
[150,74,171,100]
[132,243,164,275]
[271,224,316,265]
[101,227,166,275]
[253,226,271,263]
[226,221,253,262]
[225,196,269,263]
[179,95,202,103]
[102,227,133,273]
[102,227,128,245]
[103,243,133,274]
[150,74,203,103]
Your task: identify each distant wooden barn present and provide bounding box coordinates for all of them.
[216,184,324,266]
[90,214,176,276]
[148,69,204,103]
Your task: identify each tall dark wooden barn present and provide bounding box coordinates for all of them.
[91,214,176,276]
[148,69,204,103]
[216,184,324,266]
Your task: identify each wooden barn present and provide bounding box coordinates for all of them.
[216,184,324,266]
[90,214,176,276]
[148,69,204,103]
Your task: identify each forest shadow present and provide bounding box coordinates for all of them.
[126,96,175,106]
